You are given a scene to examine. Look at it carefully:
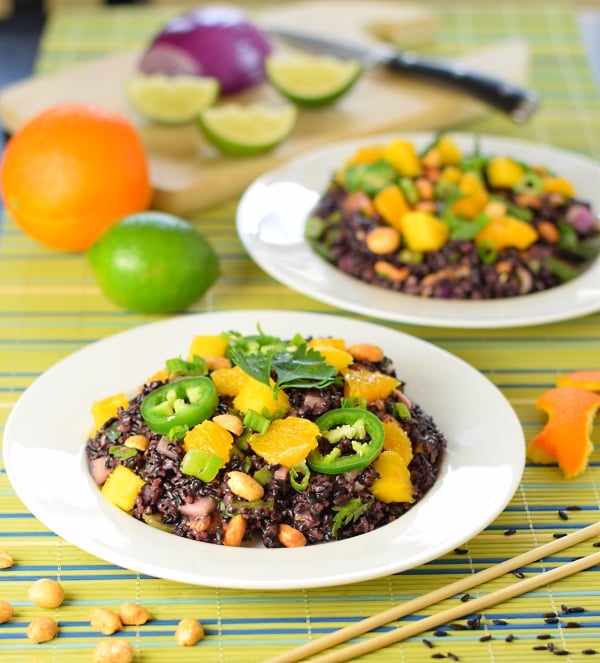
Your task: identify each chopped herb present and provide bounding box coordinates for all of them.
[108,445,137,460]
[166,354,208,377]
[331,497,373,538]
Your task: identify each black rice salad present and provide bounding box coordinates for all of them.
[306,134,600,299]
[86,329,446,548]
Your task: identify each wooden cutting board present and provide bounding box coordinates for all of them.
[0,1,532,214]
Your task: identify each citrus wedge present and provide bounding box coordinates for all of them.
[265,54,362,106]
[198,103,297,156]
[125,74,220,125]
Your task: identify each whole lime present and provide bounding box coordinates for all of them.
[87,211,219,313]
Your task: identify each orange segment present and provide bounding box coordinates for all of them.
[210,365,249,398]
[233,377,291,417]
[183,419,234,462]
[370,450,414,503]
[342,367,400,402]
[382,420,413,465]
[248,417,320,467]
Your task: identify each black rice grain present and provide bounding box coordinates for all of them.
[479,635,493,642]
[505,634,516,642]
[553,650,570,656]
[504,528,517,536]
[558,510,569,521]
[422,638,434,649]
[582,649,598,655]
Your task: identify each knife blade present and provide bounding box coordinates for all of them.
[268,28,540,123]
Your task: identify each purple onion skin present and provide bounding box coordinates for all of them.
[139,6,272,94]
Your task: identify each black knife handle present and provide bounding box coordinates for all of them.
[384,51,540,123]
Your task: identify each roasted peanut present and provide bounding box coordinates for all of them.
[483,200,507,218]
[187,516,212,533]
[374,260,409,282]
[174,617,204,646]
[119,602,151,626]
[213,413,244,436]
[413,200,437,213]
[537,219,560,243]
[227,471,264,501]
[223,513,247,547]
[0,548,14,569]
[0,599,13,624]
[365,226,400,255]
[415,177,434,200]
[28,578,64,608]
[123,434,149,451]
[346,343,385,364]
[26,616,58,643]
[278,524,307,548]
[92,639,134,663]
[90,607,122,635]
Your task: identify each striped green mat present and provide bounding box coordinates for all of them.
[1,3,599,662]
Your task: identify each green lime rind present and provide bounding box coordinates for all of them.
[197,103,297,156]
[125,74,220,125]
[87,212,220,314]
[265,55,362,107]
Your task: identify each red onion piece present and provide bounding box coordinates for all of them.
[139,5,272,94]
[179,497,216,517]
[89,456,113,485]
[565,204,598,234]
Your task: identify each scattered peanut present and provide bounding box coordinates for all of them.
[174,617,204,646]
[415,177,434,200]
[0,548,14,569]
[213,413,244,436]
[537,219,561,243]
[226,471,264,501]
[92,639,134,663]
[90,607,122,635]
[223,513,247,547]
[365,226,400,254]
[413,200,437,213]
[346,343,385,364]
[123,434,149,451]
[119,602,151,626]
[27,578,65,608]
[26,616,58,644]
[0,599,14,624]
[187,515,212,533]
[278,524,307,548]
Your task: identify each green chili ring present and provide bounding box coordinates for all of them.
[140,376,218,435]
[307,407,385,475]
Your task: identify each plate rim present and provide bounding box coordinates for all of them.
[236,131,600,329]
[4,310,525,589]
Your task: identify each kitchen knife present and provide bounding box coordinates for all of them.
[268,28,540,123]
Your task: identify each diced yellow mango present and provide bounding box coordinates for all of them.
[91,393,129,431]
[382,139,422,177]
[233,377,291,417]
[543,175,575,197]
[451,172,489,219]
[373,184,410,232]
[440,166,462,183]
[370,450,415,503]
[436,135,462,165]
[101,465,145,512]
[188,334,228,359]
[345,145,383,166]
[475,215,539,250]
[400,211,449,252]
[486,156,524,189]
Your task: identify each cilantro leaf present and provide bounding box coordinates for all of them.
[331,497,374,538]
[272,344,338,390]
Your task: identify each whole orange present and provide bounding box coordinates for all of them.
[0,102,152,252]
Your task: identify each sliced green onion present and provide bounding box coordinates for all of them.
[180,449,224,482]
[341,396,367,409]
[244,408,271,434]
[289,461,311,492]
[395,402,411,420]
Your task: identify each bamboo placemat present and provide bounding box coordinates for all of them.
[1,3,599,662]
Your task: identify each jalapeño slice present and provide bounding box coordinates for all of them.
[307,407,385,474]
[140,376,218,435]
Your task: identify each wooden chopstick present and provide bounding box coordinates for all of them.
[263,520,600,663]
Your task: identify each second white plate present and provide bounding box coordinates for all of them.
[237,132,600,328]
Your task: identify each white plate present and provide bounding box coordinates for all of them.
[4,311,524,590]
[237,132,600,329]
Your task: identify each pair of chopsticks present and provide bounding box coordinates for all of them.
[263,521,600,663]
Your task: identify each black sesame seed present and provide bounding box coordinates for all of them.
[504,528,517,536]
[565,622,581,628]
[537,634,553,640]
[567,606,585,613]
[434,630,449,637]
[582,649,598,655]
[505,634,516,642]
[479,635,493,642]
[553,649,570,656]
[460,593,471,603]
[512,569,525,578]
[558,510,569,520]
[492,619,508,625]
